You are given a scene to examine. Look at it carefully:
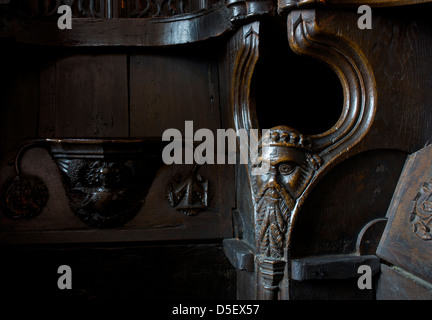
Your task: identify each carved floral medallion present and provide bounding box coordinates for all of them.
[410,179,432,240]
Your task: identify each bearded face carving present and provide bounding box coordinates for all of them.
[252,126,322,260]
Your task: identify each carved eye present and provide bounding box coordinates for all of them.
[278,162,296,175]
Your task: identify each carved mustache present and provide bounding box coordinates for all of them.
[256,180,292,203]
[256,181,295,215]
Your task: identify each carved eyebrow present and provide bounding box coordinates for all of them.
[270,157,302,167]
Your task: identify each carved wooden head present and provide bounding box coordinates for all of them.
[252,126,322,259]
[252,126,321,202]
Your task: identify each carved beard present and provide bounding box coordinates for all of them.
[255,181,295,259]
[252,152,320,259]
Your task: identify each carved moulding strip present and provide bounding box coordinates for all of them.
[2,1,278,47]
[0,138,163,228]
[230,10,376,298]
[231,22,260,136]
[226,0,276,22]
[2,3,231,47]
[126,0,187,18]
[278,0,325,14]
[285,9,376,245]
[13,0,107,18]
[278,0,432,14]
[15,0,201,18]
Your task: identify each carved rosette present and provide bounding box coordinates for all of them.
[0,175,49,220]
[410,179,432,241]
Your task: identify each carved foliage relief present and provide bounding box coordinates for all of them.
[411,178,432,240]
[56,158,150,228]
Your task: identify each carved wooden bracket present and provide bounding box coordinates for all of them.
[286,9,376,205]
[229,9,376,298]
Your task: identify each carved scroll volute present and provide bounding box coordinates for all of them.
[231,21,260,136]
[230,11,376,299]
[285,9,377,245]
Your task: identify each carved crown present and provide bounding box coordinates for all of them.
[260,126,312,150]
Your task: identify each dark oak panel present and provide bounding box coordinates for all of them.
[129,50,221,137]
[51,54,129,137]
[291,150,407,257]
[0,43,40,156]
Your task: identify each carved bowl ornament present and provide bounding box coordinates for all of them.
[0,139,163,228]
[56,158,148,228]
[410,179,432,240]
[49,139,162,228]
